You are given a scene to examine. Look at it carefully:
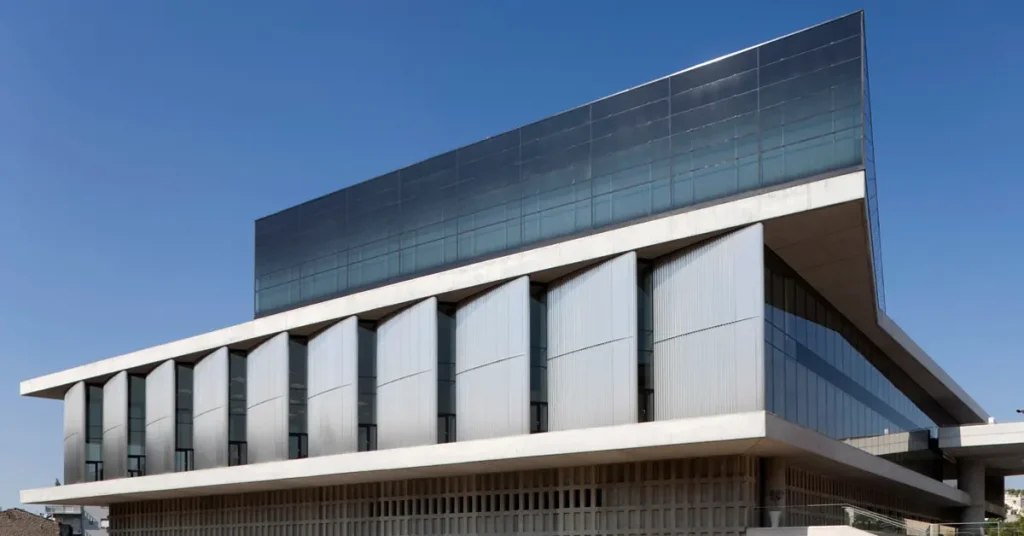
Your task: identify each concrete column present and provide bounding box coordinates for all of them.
[958,458,986,524]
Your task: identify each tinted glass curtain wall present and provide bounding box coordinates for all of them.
[763,250,936,445]
[254,13,879,317]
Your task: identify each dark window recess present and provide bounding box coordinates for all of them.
[228,351,247,466]
[127,375,146,476]
[289,337,309,459]
[175,364,194,472]
[529,283,549,433]
[85,385,103,482]
[437,304,457,443]
[358,321,378,451]
[637,261,654,421]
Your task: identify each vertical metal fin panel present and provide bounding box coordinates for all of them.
[376,298,438,449]
[308,317,359,456]
[63,382,86,485]
[145,360,176,475]
[193,348,229,469]
[547,252,638,431]
[102,371,129,479]
[247,333,290,463]
[653,223,765,420]
[455,276,530,441]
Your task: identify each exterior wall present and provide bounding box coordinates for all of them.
[109,456,758,535]
[102,371,129,479]
[308,317,359,456]
[63,381,86,485]
[144,360,176,475]
[455,276,530,441]
[376,298,438,449]
[653,224,765,420]
[547,252,637,431]
[247,333,290,464]
[192,348,229,470]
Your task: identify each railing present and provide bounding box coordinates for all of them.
[45,505,83,516]
[751,503,930,536]
[752,504,1024,536]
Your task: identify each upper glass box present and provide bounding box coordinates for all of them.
[255,12,879,317]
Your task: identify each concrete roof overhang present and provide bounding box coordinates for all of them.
[18,170,986,427]
[940,423,1024,477]
[22,412,970,507]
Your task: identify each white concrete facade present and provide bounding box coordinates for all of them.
[21,169,1013,532]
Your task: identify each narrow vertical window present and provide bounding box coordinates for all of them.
[637,260,654,422]
[437,304,457,443]
[85,385,103,481]
[358,321,377,451]
[288,337,308,459]
[127,375,146,477]
[228,351,248,466]
[529,283,548,433]
[174,364,194,472]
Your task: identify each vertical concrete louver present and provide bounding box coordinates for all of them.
[653,224,765,419]
[63,381,86,485]
[455,276,530,441]
[377,297,438,449]
[193,348,229,469]
[308,317,359,456]
[246,333,290,463]
[547,252,638,431]
[145,360,176,475]
[101,371,129,479]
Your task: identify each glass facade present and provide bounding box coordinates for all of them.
[174,364,194,472]
[254,12,875,317]
[437,304,457,443]
[127,375,146,477]
[357,322,378,451]
[85,384,103,482]
[288,337,308,459]
[529,283,548,433]
[764,250,935,442]
[228,351,247,466]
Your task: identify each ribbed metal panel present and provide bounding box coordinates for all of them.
[455,276,530,441]
[653,223,765,420]
[247,333,290,463]
[102,371,128,479]
[308,317,359,456]
[145,360,176,475]
[63,381,86,485]
[376,298,437,449]
[193,348,229,469]
[547,252,638,431]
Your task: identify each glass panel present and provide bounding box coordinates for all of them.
[254,12,870,318]
[289,338,308,459]
[529,284,548,433]
[437,305,457,443]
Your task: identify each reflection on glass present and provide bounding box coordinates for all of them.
[529,283,548,433]
[764,249,942,479]
[85,385,103,482]
[254,12,871,318]
[358,321,377,451]
[289,337,308,459]
[127,375,146,477]
[437,304,457,443]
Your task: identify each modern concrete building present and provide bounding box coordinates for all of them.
[19,11,1024,536]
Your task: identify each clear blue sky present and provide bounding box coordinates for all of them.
[1,1,1022,510]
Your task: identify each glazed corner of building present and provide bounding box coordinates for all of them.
[17,9,1022,530]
